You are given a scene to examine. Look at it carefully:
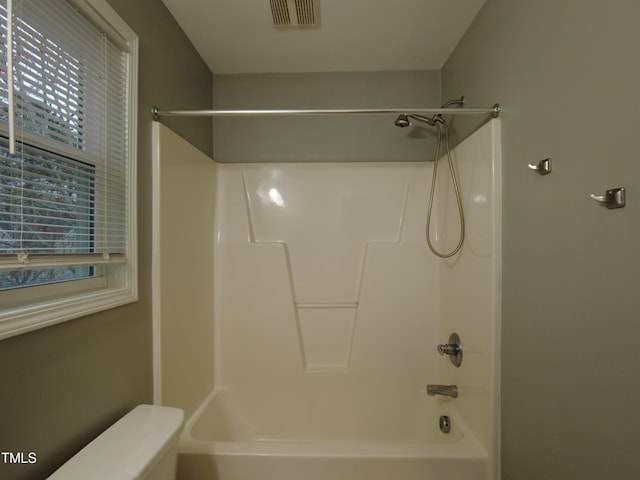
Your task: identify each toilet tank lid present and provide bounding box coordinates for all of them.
[48,405,184,480]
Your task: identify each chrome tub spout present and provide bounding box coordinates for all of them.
[426,384,458,398]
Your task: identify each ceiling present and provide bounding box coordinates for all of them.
[161,0,487,74]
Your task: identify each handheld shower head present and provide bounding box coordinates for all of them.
[394,114,411,128]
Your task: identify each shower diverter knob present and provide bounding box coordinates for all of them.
[437,333,462,367]
[437,343,460,355]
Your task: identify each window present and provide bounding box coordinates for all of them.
[0,141,96,288]
[0,0,138,339]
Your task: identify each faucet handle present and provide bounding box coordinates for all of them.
[437,343,460,356]
[436,333,463,367]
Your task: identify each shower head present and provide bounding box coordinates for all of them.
[394,114,411,128]
[394,97,465,129]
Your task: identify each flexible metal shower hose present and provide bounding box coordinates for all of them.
[425,121,465,258]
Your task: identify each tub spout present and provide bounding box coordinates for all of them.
[426,384,458,398]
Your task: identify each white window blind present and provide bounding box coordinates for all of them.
[0,0,130,284]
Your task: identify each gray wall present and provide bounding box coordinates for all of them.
[442,1,640,478]
[0,1,212,479]
[213,71,440,162]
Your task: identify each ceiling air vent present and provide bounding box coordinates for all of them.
[270,0,319,28]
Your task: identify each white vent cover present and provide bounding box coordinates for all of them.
[270,0,319,27]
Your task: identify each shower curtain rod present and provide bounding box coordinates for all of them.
[151,104,501,121]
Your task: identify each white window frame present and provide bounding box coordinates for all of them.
[0,0,138,339]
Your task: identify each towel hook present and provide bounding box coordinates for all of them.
[590,187,625,209]
[528,158,551,175]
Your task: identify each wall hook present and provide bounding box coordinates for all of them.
[528,158,551,175]
[590,187,625,209]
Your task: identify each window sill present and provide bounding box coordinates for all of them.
[0,279,137,340]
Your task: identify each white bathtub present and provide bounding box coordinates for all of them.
[177,388,489,480]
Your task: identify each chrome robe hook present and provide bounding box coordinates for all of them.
[590,187,625,209]
[528,158,551,175]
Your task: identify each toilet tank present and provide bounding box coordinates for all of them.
[48,405,184,480]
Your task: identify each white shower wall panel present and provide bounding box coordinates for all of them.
[214,162,441,434]
[437,119,501,477]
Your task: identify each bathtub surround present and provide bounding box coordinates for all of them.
[0,1,212,479]
[152,123,216,419]
[152,120,500,479]
[443,0,640,479]
[437,121,501,475]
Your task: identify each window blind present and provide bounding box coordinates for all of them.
[0,0,129,277]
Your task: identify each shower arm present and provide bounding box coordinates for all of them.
[441,97,466,109]
[151,104,501,121]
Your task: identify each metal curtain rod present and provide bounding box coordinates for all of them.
[151,104,501,121]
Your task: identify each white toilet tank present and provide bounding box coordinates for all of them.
[48,405,184,480]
